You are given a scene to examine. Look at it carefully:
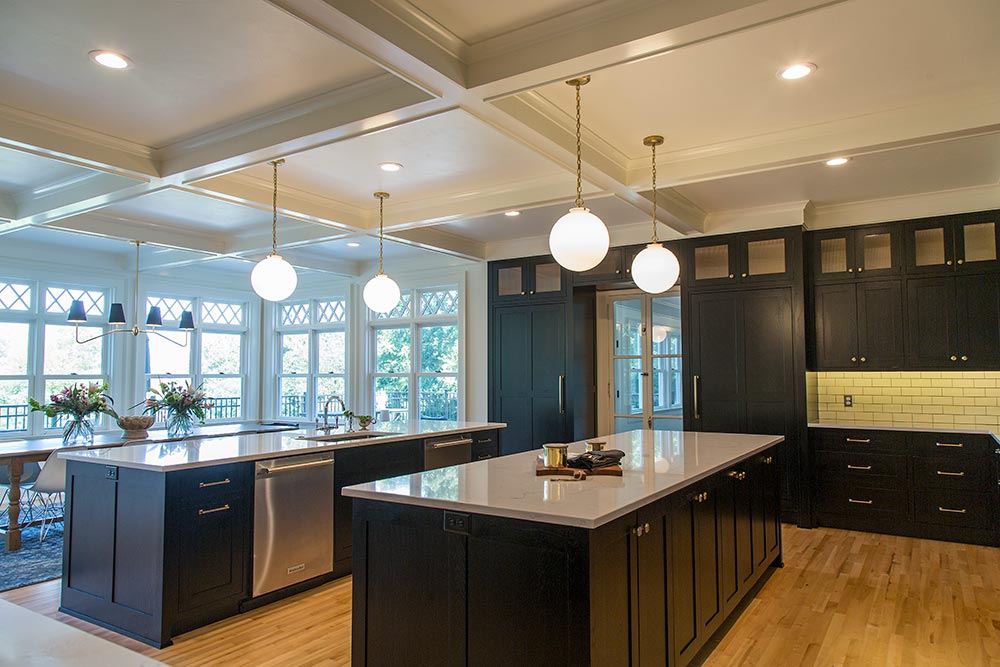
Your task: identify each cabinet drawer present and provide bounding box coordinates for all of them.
[811,428,905,453]
[471,431,498,461]
[912,455,990,490]
[910,432,992,457]
[169,463,249,506]
[816,483,907,517]
[815,450,905,487]
[915,488,989,530]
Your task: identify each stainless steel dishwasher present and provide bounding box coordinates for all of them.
[423,432,473,470]
[253,452,334,597]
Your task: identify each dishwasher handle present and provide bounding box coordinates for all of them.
[428,437,473,449]
[257,458,334,475]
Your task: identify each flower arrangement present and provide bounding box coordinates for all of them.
[29,381,117,445]
[142,381,214,437]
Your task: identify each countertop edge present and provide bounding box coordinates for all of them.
[60,422,507,471]
[808,422,998,441]
[343,435,784,529]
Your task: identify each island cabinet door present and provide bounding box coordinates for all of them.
[717,465,755,616]
[668,480,723,667]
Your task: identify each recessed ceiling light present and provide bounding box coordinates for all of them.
[825,157,850,166]
[89,50,132,69]
[504,211,521,217]
[378,162,402,172]
[779,63,816,80]
[346,242,361,247]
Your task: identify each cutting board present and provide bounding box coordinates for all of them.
[535,457,623,477]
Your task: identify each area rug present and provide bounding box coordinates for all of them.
[0,522,63,592]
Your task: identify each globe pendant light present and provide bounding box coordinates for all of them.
[251,159,298,301]
[548,75,609,272]
[363,192,401,314]
[631,135,680,294]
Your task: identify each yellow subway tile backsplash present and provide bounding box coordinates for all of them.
[810,371,1000,431]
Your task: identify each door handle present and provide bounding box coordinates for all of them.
[430,438,474,449]
[936,442,964,448]
[938,507,967,514]
[693,375,701,420]
[846,438,871,444]
[847,465,872,471]
[259,458,334,474]
[198,504,230,516]
[936,470,965,477]
[198,478,231,488]
[848,498,873,505]
[558,375,565,414]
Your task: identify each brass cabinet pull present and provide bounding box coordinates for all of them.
[199,504,230,516]
[847,464,872,471]
[950,355,958,361]
[936,470,965,477]
[728,274,735,279]
[936,442,964,448]
[848,268,854,273]
[741,272,748,278]
[851,356,858,363]
[199,478,231,488]
[938,507,967,514]
[848,498,873,505]
[644,522,651,534]
[946,260,953,266]
[846,438,871,444]
[558,375,565,414]
[693,375,701,420]
[957,259,965,265]
[857,267,863,272]
[633,526,642,537]
[761,456,773,465]
[961,355,968,361]
[860,356,867,363]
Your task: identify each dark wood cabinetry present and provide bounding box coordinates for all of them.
[903,210,1000,275]
[686,227,799,288]
[573,246,624,285]
[353,443,782,667]
[906,272,1000,369]
[811,427,998,546]
[812,280,904,369]
[810,224,901,281]
[489,256,568,303]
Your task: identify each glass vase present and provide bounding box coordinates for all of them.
[62,417,94,447]
[166,411,195,438]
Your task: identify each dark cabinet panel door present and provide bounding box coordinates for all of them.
[494,308,533,455]
[857,281,904,368]
[530,305,567,445]
[574,247,624,285]
[750,457,769,570]
[743,288,794,424]
[854,224,901,277]
[955,272,1000,368]
[954,212,1000,274]
[716,475,739,609]
[176,494,247,613]
[906,277,958,367]
[689,292,742,432]
[811,229,856,281]
[761,454,782,559]
[694,489,722,638]
[903,217,954,276]
[668,497,700,667]
[813,283,858,369]
[636,505,669,667]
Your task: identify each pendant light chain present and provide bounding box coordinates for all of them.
[270,159,283,257]
[574,80,584,209]
[378,194,385,275]
[651,141,658,243]
[133,240,141,325]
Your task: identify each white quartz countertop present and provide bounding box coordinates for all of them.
[60,421,505,471]
[343,430,783,529]
[809,422,998,441]
[0,600,164,666]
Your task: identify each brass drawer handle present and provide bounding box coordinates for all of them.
[761,456,773,465]
[848,498,873,505]
[199,504,231,516]
[846,438,871,444]
[936,442,964,448]
[847,464,872,471]
[938,507,967,514]
[728,470,747,480]
[936,470,965,477]
[199,478,231,488]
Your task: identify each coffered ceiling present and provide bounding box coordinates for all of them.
[0,0,998,279]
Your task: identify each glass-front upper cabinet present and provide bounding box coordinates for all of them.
[489,256,567,302]
[904,212,1000,275]
[688,228,798,288]
[811,224,900,282]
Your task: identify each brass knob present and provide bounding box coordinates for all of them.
[644,522,651,534]
[741,272,748,278]
[857,267,863,272]
[616,269,621,274]
[626,268,630,273]
[520,291,525,295]
[529,290,535,294]
[860,357,867,363]
[729,274,735,279]
[961,355,968,361]
[950,355,958,361]
[957,259,965,265]
[946,260,953,266]
[851,356,858,362]
[848,268,854,273]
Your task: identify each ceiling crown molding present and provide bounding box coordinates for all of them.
[703,200,811,235]
[808,183,1000,230]
[371,0,469,60]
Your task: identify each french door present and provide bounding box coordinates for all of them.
[598,289,683,434]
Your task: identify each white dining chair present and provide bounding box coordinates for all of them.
[0,462,42,528]
[21,447,83,541]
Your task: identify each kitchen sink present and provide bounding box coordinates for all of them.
[296,431,399,442]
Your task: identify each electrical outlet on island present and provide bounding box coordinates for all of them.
[843,395,853,408]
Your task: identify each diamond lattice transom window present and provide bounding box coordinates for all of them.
[374,292,412,320]
[202,301,243,326]
[420,289,458,317]
[45,287,105,316]
[147,296,192,322]
[281,303,310,326]
[316,300,346,324]
[0,282,31,311]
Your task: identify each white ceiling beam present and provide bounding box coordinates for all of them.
[0,192,15,221]
[14,172,140,220]
[44,212,229,255]
[386,226,486,261]
[224,222,349,256]
[276,249,362,277]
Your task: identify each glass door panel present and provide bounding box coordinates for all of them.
[613,299,643,356]
[819,237,849,275]
[913,227,946,267]
[496,266,523,296]
[746,238,786,276]
[650,295,683,430]
[612,298,644,429]
[533,262,561,294]
[861,232,892,271]
[694,244,730,281]
[962,221,997,263]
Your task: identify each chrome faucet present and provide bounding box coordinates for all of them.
[322,395,346,430]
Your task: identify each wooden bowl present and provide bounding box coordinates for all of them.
[118,415,155,440]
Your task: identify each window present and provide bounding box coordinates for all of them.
[369,287,460,423]
[144,295,248,422]
[0,279,111,437]
[275,298,348,421]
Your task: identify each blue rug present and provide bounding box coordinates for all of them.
[0,522,63,592]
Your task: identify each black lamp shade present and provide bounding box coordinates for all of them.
[178,310,195,331]
[67,300,88,323]
[145,306,163,328]
[108,303,127,325]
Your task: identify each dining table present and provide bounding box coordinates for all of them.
[0,421,300,552]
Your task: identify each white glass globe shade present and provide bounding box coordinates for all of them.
[364,273,401,314]
[652,325,669,344]
[251,254,298,302]
[631,243,680,294]
[548,207,610,272]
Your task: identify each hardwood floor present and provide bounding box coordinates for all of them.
[3,526,999,666]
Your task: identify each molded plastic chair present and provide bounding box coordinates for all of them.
[0,462,41,527]
[22,447,84,541]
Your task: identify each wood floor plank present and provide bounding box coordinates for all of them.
[3,526,999,666]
